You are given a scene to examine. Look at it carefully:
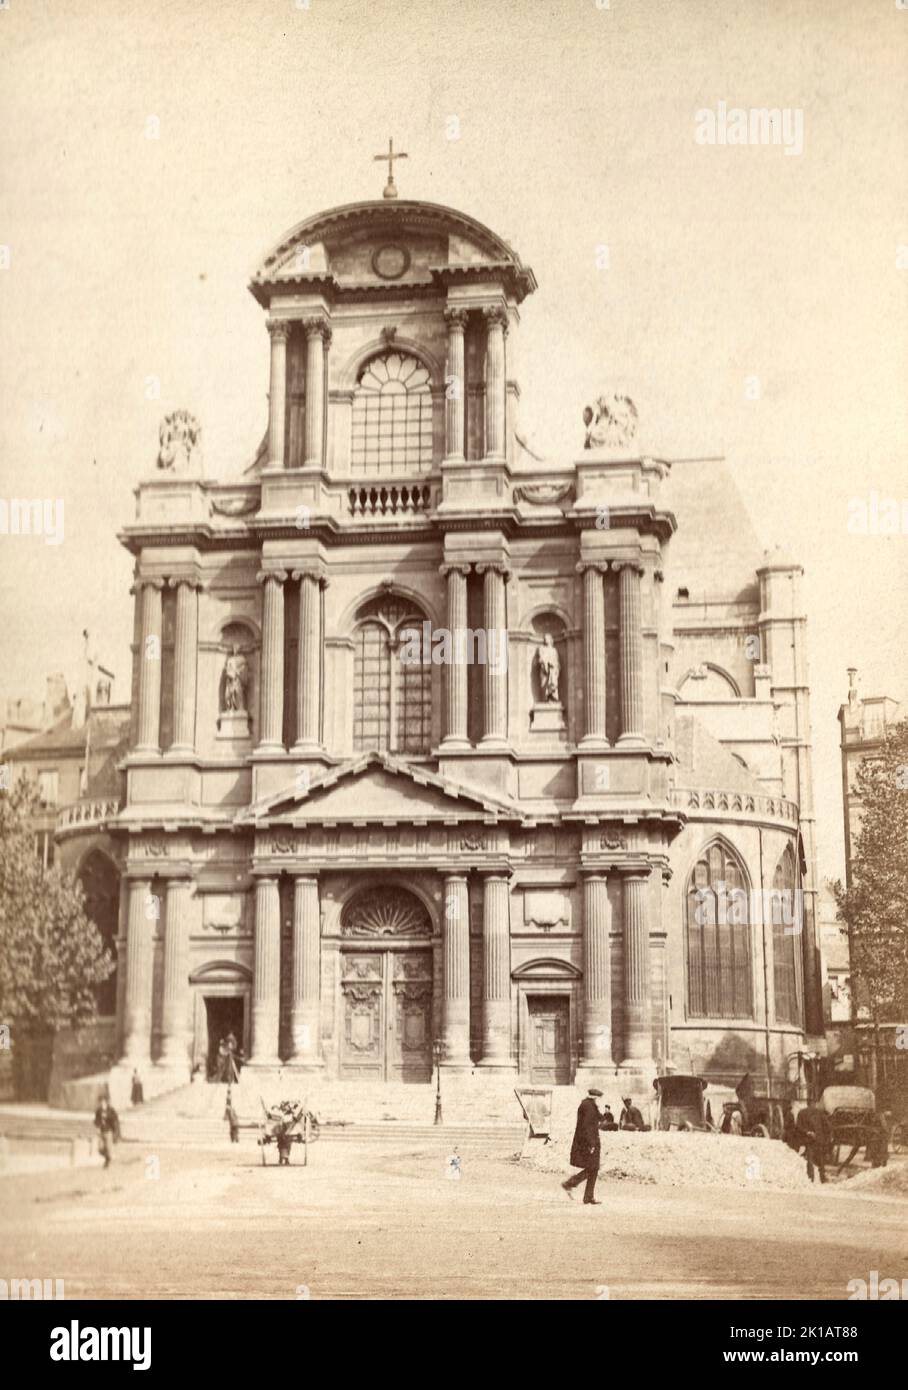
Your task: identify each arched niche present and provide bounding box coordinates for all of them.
[77,849,120,1016]
[529,611,568,730]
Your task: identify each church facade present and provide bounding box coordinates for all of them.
[104,187,822,1100]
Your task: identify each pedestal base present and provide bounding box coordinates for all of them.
[218,711,251,739]
[530,702,566,732]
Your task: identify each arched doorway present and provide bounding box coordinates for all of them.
[339,886,434,1082]
[189,961,252,1080]
[77,850,120,1016]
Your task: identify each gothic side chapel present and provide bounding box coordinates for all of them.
[102,152,822,1101]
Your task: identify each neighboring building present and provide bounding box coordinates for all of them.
[0,674,70,754]
[838,669,902,890]
[4,681,129,1100]
[93,186,822,1104]
[835,671,905,1099]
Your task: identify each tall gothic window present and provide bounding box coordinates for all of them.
[351,351,434,474]
[772,845,802,1026]
[352,594,432,754]
[686,841,753,1019]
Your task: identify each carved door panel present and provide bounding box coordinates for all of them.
[389,951,433,1082]
[528,995,570,1084]
[340,953,385,1081]
[340,949,433,1081]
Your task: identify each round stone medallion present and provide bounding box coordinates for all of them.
[372,244,410,280]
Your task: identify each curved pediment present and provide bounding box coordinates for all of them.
[250,199,536,305]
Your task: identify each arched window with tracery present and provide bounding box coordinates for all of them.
[686,840,753,1019]
[772,844,802,1026]
[352,593,432,754]
[351,351,434,475]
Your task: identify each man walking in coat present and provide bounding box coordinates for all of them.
[561,1088,604,1205]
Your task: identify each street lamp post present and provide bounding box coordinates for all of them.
[433,1037,443,1126]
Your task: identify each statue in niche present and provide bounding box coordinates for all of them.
[219,645,250,713]
[535,633,561,703]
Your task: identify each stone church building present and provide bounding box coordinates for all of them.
[87,184,823,1103]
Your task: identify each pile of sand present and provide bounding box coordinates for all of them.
[836,1160,908,1198]
[521,1127,812,1192]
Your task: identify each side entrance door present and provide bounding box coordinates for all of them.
[527,995,571,1084]
[340,949,433,1082]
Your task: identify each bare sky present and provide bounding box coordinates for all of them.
[0,0,905,880]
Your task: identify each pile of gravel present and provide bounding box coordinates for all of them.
[521,1126,813,1192]
[837,1160,908,1198]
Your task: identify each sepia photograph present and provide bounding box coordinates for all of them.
[0,0,906,1353]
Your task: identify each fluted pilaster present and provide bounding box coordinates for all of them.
[257,570,287,751]
[160,877,191,1064]
[483,305,507,459]
[169,578,199,754]
[578,562,607,743]
[122,877,154,1062]
[444,307,467,460]
[293,569,323,748]
[303,318,330,469]
[479,872,513,1068]
[478,563,509,743]
[617,562,645,742]
[440,563,470,746]
[581,873,611,1063]
[250,877,281,1064]
[621,871,652,1062]
[267,320,291,468]
[134,579,164,754]
[290,874,321,1064]
[442,873,470,1067]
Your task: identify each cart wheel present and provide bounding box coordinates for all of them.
[750,1123,770,1140]
[889,1122,906,1155]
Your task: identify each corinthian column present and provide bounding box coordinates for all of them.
[267,320,291,468]
[441,873,471,1068]
[577,562,607,744]
[479,872,513,1069]
[478,563,509,744]
[617,562,645,743]
[440,563,470,747]
[169,578,200,754]
[290,874,321,1065]
[483,305,508,459]
[620,871,652,1064]
[293,569,324,749]
[159,876,191,1065]
[257,570,287,752]
[250,877,281,1065]
[580,873,611,1066]
[303,318,330,469]
[122,877,154,1063]
[134,579,164,754]
[444,308,468,460]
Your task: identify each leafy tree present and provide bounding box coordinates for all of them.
[833,718,908,1023]
[0,779,113,1036]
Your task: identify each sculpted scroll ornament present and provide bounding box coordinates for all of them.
[583,393,639,450]
[157,409,202,472]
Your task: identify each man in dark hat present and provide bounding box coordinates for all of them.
[561,1088,604,1205]
[619,1095,647,1131]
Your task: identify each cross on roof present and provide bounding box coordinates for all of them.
[374,137,408,200]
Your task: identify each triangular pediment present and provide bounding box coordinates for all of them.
[238,752,523,826]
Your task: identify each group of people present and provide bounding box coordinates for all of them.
[561,1089,650,1205]
[215,1031,243,1083]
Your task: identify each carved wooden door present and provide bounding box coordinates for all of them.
[528,996,570,1084]
[340,950,433,1082]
